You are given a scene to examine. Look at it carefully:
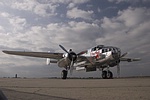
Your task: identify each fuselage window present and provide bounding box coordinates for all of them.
[102,49,104,53]
[92,47,96,51]
[105,48,107,52]
[108,48,111,51]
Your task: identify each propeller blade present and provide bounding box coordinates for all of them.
[59,45,69,53]
[117,64,120,78]
[120,52,128,58]
[70,60,74,75]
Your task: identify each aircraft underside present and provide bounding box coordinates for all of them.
[61,68,114,79]
[61,64,115,79]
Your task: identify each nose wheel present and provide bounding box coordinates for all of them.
[102,71,113,79]
[61,70,68,79]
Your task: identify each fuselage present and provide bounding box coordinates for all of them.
[57,45,121,70]
[80,45,121,68]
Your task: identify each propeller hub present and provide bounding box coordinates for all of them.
[68,51,77,62]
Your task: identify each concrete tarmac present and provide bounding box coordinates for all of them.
[0,78,150,100]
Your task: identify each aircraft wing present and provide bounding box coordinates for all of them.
[2,50,63,59]
[120,57,141,62]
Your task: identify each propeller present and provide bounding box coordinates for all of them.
[59,45,77,75]
[59,45,69,53]
[117,63,120,78]
[70,59,74,75]
[120,52,128,58]
[116,52,128,78]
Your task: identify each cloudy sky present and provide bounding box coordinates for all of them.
[0,0,150,78]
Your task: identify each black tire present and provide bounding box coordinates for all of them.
[61,70,68,79]
[107,71,113,79]
[102,71,107,79]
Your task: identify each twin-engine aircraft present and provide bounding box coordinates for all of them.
[3,45,140,79]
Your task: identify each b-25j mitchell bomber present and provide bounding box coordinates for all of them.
[3,45,140,79]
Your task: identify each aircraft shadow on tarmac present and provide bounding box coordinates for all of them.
[0,89,8,100]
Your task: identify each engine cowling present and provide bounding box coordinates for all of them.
[46,51,51,65]
[58,51,77,68]
[57,56,71,68]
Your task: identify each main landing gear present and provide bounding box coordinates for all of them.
[102,70,113,79]
[61,70,68,79]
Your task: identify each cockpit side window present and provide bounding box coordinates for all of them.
[96,46,102,50]
[102,48,108,53]
[92,47,96,51]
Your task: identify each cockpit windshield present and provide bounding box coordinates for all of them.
[91,45,120,54]
[91,45,104,51]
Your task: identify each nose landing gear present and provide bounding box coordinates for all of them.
[102,70,113,79]
[61,70,68,79]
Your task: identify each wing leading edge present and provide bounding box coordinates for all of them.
[2,50,63,59]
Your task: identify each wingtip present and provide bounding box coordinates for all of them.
[2,50,8,54]
[2,50,6,53]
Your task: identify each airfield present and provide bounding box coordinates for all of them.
[0,77,150,100]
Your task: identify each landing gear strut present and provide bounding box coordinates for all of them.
[102,70,113,79]
[61,70,68,79]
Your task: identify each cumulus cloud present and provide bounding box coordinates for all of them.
[108,0,150,3]
[117,7,150,27]
[49,0,90,4]
[0,12,10,17]
[22,21,100,51]
[0,12,27,34]
[67,0,90,8]
[67,7,94,20]
[8,0,90,17]
[0,19,101,52]
[9,17,26,32]
[10,0,58,17]
[67,3,76,9]
[96,7,150,55]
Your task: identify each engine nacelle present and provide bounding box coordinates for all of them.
[46,51,51,65]
[46,58,51,65]
[58,57,71,68]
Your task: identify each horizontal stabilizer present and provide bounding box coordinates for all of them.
[120,57,141,62]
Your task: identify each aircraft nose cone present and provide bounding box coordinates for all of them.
[68,51,77,62]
